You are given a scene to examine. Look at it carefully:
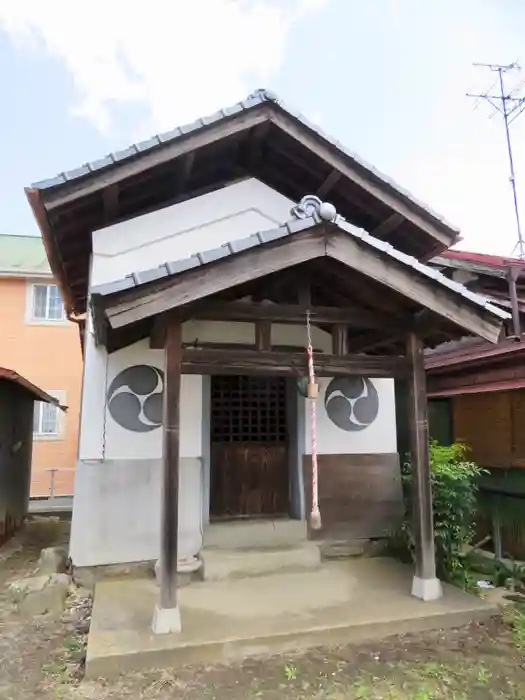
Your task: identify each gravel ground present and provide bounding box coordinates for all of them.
[1,522,524,699]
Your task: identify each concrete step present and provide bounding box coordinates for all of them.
[201,543,321,581]
[320,540,367,559]
[203,519,307,551]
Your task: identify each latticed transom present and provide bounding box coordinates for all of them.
[211,375,287,444]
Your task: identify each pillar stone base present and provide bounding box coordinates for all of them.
[411,575,443,601]
[152,603,182,634]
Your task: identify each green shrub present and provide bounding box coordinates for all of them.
[397,441,486,586]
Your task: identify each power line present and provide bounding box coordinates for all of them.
[467,61,525,259]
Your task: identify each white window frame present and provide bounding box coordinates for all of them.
[26,282,67,325]
[33,390,66,441]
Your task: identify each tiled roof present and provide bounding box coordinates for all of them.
[438,249,524,269]
[31,89,458,237]
[0,235,51,276]
[91,195,509,323]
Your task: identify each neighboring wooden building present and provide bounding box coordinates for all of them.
[426,250,525,466]
[0,368,61,543]
[26,89,508,633]
[0,235,83,497]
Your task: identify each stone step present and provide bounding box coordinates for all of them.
[203,519,307,551]
[319,540,368,559]
[201,543,321,581]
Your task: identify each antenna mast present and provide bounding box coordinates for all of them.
[467,62,525,258]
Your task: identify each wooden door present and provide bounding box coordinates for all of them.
[210,375,289,519]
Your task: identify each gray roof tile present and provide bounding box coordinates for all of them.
[29,89,458,236]
[89,196,509,324]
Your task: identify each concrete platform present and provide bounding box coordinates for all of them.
[86,558,498,678]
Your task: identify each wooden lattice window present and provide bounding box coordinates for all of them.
[211,376,287,444]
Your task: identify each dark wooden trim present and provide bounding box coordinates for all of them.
[102,184,120,222]
[268,111,456,248]
[182,301,394,328]
[302,452,403,540]
[508,265,522,338]
[25,187,76,316]
[371,212,404,238]
[406,332,436,581]
[316,169,341,198]
[255,320,271,351]
[43,107,272,210]
[107,228,327,328]
[150,315,167,349]
[331,324,348,356]
[181,347,407,377]
[159,317,182,609]
[326,228,504,344]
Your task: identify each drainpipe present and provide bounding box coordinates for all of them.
[507,265,522,340]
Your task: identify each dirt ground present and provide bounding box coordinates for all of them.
[1,525,525,700]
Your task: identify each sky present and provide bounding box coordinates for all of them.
[0,0,525,256]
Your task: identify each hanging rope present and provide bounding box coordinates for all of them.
[306,311,322,530]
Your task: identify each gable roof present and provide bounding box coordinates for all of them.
[0,235,51,277]
[26,89,460,318]
[32,90,456,234]
[92,195,508,349]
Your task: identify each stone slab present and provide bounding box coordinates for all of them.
[202,543,320,581]
[86,558,497,678]
[203,519,307,550]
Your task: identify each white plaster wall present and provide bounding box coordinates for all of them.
[69,458,202,567]
[90,179,295,286]
[77,320,107,461]
[104,340,202,460]
[304,378,397,455]
[182,320,331,351]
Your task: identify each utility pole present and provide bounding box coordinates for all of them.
[467,62,525,259]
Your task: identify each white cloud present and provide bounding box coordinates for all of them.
[0,0,326,137]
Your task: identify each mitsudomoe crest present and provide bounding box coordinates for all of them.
[324,377,379,432]
[107,365,164,432]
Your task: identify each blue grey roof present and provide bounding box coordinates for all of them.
[32,89,458,237]
[91,195,508,324]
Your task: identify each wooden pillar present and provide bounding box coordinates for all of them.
[406,332,442,601]
[152,316,183,634]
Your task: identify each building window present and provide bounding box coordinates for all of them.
[33,391,64,438]
[31,284,65,322]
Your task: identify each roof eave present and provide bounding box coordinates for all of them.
[25,187,76,316]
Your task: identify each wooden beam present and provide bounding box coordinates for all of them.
[174,152,195,195]
[406,332,440,599]
[43,108,272,210]
[507,265,522,338]
[181,347,407,378]
[150,315,167,349]
[268,111,456,248]
[243,121,271,167]
[298,281,312,307]
[106,228,327,329]
[158,317,182,617]
[325,230,505,344]
[102,184,120,222]
[348,310,434,353]
[316,169,341,198]
[182,301,391,328]
[332,324,349,356]
[372,212,404,238]
[255,320,271,350]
